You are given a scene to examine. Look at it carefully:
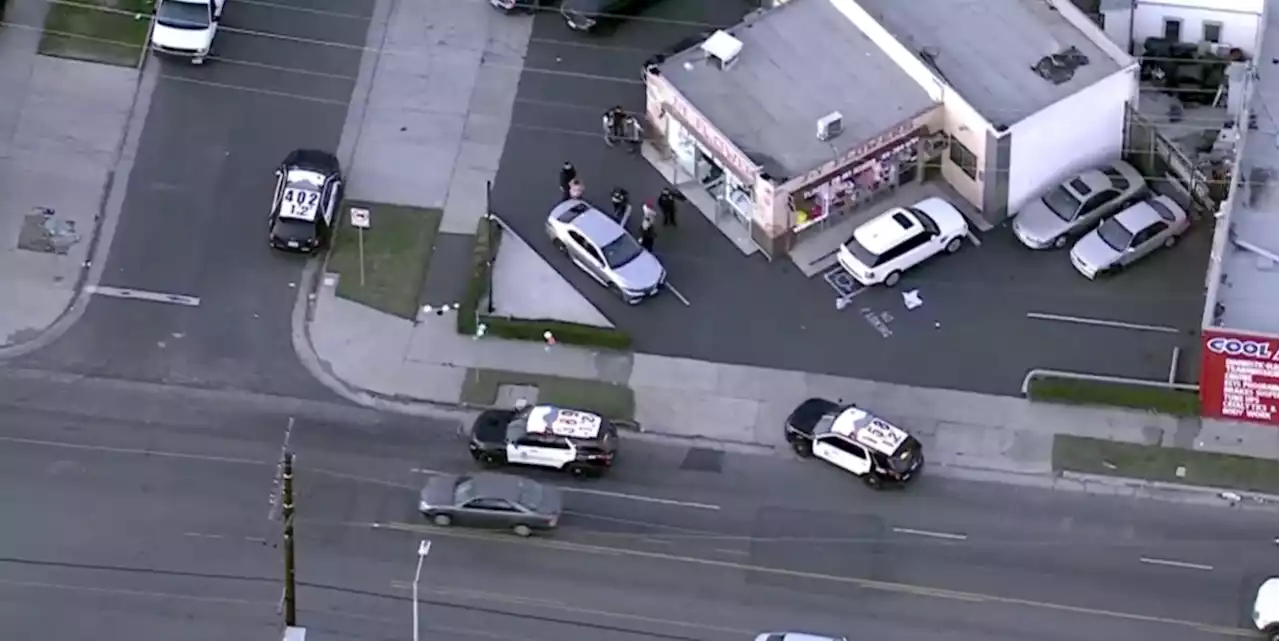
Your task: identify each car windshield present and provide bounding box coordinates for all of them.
[272,217,313,239]
[812,413,837,435]
[453,478,477,504]
[156,0,210,28]
[600,233,644,269]
[1042,186,1081,221]
[1097,217,1133,251]
[516,481,542,509]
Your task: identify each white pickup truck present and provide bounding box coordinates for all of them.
[150,0,225,64]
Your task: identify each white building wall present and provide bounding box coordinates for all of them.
[1102,8,1135,52]
[1007,66,1138,213]
[1132,0,1265,55]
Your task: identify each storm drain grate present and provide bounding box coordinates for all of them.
[680,447,724,473]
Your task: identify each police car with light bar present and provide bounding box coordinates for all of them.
[269,149,343,253]
[468,402,619,477]
[784,398,924,488]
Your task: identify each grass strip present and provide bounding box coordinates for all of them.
[1027,375,1200,416]
[460,368,635,421]
[328,202,439,320]
[39,0,151,68]
[1052,434,1278,494]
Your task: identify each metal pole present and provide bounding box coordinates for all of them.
[412,540,431,641]
[485,181,495,315]
[282,452,298,627]
[357,229,366,287]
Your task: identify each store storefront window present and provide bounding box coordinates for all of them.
[792,135,920,233]
[722,172,754,226]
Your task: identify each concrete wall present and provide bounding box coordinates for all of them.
[1124,0,1265,55]
[1006,65,1137,214]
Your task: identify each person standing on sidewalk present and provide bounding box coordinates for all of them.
[657,188,683,227]
[559,162,577,200]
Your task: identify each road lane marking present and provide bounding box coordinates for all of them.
[0,435,268,466]
[183,532,225,540]
[409,468,719,510]
[893,527,968,541]
[966,231,982,247]
[1025,312,1180,334]
[715,548,748,556]
[665,282,691,307]
[1140,557,1215,571]
[370,521,1252,637]
[85,285,201,307]
[388,580,754,635]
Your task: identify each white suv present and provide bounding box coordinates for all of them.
[836,197,969,287]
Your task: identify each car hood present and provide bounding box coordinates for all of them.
[150,22,214,50]
[420,474,459,508]
[914,197,968,236]
[1070,230,1120,272]
[612,251,665,291]
[1013,199,1073,246]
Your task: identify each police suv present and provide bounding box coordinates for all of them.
[269,149,343,253]
[469,403,619,477]
[784,398,924,488]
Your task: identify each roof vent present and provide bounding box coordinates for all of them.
[817,111,843,141]
[1032,45,1090,85]
[701,30,743,70]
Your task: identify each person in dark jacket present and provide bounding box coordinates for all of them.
[559,162,577,200]
[639,217,656,252]
[657,188,683,227]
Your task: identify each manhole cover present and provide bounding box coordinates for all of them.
[680,447,723,473]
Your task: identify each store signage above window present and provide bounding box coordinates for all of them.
[790,121,916,190]
[666,97,758,183]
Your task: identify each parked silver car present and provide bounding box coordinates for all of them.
[547,199,666,304]
[418,472,562,537]
[1069,195,1190,279]
[1012,160,1147,249]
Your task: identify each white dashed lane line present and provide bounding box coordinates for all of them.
[892,527,968,541]
[1139,557,1215,571]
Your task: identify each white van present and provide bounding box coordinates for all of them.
[150,0,225,64]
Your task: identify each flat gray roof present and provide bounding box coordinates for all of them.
[854,0,1121,126]
[659,0,936,180]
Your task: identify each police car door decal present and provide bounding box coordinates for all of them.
[813,438,869,475]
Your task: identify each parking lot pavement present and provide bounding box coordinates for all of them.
[487,1,1211,394]
[13,0,374,397]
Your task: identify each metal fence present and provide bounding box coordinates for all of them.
[1123,105,1224,217]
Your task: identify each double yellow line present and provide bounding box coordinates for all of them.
[374,521,1254,638]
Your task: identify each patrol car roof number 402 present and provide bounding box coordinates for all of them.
[528,406,602,439]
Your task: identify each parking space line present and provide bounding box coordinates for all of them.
[1026,312,1180,334]
[966,231,982,247]
[85,285,201,307]
[1139,557,1214,571]
[892,527,968,541]
[664,282,691,307]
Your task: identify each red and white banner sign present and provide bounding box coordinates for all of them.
[1199,329,1279,425]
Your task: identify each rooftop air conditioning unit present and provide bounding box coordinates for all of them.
[701,30,743,70]
[817,111,843,141]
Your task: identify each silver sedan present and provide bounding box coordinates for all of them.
[1069,195,1191,279]
[1012,160,1147,249]
[547,199,666,304]
[418,472,562,537]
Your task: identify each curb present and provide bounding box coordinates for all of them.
[1057,470,1278,508]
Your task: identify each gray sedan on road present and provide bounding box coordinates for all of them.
[1012,160,1147,249]
[547,199,666,304]
[1069,195,1191,279]
[418,472,562,537]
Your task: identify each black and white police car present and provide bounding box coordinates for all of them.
[269,149,343,253]
[468,402,619,477]
[784,399,924,488]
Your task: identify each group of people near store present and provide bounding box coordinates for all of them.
[558,161,683,253]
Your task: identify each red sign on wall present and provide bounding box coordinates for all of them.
[1199,329,1279,425]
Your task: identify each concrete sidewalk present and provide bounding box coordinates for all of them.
[0,0,154,355]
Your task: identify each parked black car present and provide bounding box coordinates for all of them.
[561,0,658,33]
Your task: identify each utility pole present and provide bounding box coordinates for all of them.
[282,451,298,627]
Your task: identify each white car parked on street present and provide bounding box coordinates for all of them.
[1255,577,1278,640]
[150,0,225,65]
[836,197,969,287]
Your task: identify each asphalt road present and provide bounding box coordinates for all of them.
[13,0,373,398]
[490,0,1209,394]
[0,368,1271,641]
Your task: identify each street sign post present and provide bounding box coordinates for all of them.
[349,207,371,286]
